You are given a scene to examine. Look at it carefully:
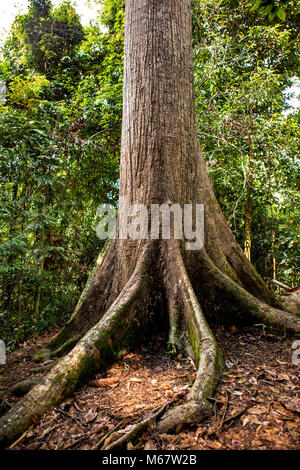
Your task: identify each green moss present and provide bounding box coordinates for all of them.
[97,339,115,368]
[32,349,49,362]
[188,323,200,365]
[32,325,77,362]
[53,372,64,384]
[75,354,98,385]
[50,334,80,358]
[202,345,223,403]
[219,250,239,283]
[48,323,75,352]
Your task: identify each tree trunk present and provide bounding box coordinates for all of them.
[244,178,253,262]
[0,0,299,447]
[270,206,277,280]
[244,111,254,262]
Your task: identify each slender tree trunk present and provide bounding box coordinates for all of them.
[34,206,47,320]
[2,184,19,314]
[244,181,252,261]
[16,187,27,343]
[0,0,299,447]
[270,206,277,280]
[244,112,254,262]
[16,267,23,344]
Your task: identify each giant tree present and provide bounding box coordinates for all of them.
[0,0,299,446]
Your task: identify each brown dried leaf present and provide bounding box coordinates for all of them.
[242,415,261,426]
[280,397,300,414]
[248,406,268,415]
[144,440,157,450]
[91,377,119,388]
[84,409,98,423]
[276,373,290,382]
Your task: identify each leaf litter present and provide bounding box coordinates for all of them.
[1,325,299,450]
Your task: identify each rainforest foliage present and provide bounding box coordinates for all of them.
[0,0,299,348]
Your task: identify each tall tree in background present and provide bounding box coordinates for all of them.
[0,0,120,346]
[19,0,84,74]
[0,0,299,445]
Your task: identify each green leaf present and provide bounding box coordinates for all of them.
[250,1,262,12]
[277,8,286,21]
[262,5,272,15]
[268,10,277,21]
[32,129,48,138]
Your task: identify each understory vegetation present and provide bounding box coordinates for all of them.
[0,0,299,348]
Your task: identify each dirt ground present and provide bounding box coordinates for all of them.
[0,324,299,450]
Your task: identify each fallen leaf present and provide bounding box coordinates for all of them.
[243,415,262,426]
[84,409,97,423]
[280,397,300,414]
[91,377,119,388]
[237,378,248,384]
[248,406,268,415]
[276,373,290,381]
[108,367,122,376]
[144,440,157,450]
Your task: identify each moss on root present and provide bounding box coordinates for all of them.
[49,334,81,358]
[32,349,50,363]
[48,322,77,352]
[187,322,200,365]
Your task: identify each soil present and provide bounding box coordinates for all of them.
[0,324,299,450]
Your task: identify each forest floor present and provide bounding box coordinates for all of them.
[0,324,299,450]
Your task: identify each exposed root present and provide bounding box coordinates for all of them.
[94,419,126,450]
[201,253,300,333]
[49,335,81,358]
[0,241,223,445]
[103,402,173,450]
[0,377,42,398]
[30,360,58,373]
[157,401,211,433]
[157,242,222,433]
[0,249,150,448]
[279,294,300,317]
[2,239,297,447]
[46,241,115,355]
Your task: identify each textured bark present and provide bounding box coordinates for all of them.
[1,0,299,447]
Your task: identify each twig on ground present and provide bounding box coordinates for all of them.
[219,390,229,430]
[8,425,34,449]
[56,406,85,426]
[93,419,126,450]
[207,391,229,436]
[223,405,250,428]
[104,400,175,450]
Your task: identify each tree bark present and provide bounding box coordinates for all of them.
[0,0,299,447]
